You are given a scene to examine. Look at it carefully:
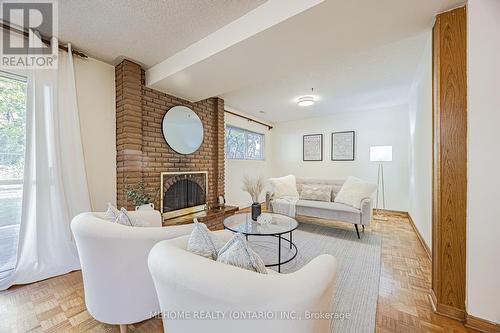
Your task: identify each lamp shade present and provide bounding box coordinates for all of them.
[370,146,392,162]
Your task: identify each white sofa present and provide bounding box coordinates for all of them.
[267,178,373,238]
[148,230,337,333]
[71,210,194,333]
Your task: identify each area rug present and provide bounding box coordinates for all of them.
[247,222,381,333]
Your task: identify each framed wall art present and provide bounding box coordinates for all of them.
[331,131,355,161]
[303,134,323,161]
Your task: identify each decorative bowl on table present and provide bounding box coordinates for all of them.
[256,213,272,225]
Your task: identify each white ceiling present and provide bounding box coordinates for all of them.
[144,0,464,122]
[222,33,430,123]
[59,0,465,123]
[58,0,265,66]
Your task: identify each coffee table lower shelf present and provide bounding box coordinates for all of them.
[230,230,298,273]
[251,232,298,273]
[223,212,299,273]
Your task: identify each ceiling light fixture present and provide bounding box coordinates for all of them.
[297,88,315,107]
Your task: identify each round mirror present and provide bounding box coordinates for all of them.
[162,106,204,154]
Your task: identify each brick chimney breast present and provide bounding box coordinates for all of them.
[115,60,225,210]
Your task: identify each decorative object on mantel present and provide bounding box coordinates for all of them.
[136,203,154,211]
[242,175,265,221]
[303,134,323,161]
[370,145,392,221]
[218,195,226,207]
[126,180,155,210]
[162,105,204,155]
[332,131,355,161]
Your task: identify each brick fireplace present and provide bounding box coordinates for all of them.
[115,60,225,212]
[161,171,208,219]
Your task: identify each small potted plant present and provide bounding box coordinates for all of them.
[242,175,265,221]
[126,180,154,210]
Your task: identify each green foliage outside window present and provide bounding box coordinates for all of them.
[0,75,27,179]
[225,125,264,160]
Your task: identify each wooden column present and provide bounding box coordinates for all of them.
[214,97,225,199]
[431,6,467,321]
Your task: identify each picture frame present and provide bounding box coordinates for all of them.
[303,134,323,161]
[331,131,355,161]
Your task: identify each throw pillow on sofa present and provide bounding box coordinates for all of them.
[115,207,137,226]
[187,219,224,260]
[217,233,267,274]
[115,207,151,227]
[334,176,377,209]
[104,202,120,220]
[269,174,299,198]
[300,184,333,202]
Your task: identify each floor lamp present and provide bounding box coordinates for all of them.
[370,146,392,221]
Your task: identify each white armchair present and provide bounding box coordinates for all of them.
[71,211,194,332]
[148,230,337,333]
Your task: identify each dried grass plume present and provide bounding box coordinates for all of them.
[242,175,265,203]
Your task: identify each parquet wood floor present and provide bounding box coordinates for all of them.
[0,213,477,333]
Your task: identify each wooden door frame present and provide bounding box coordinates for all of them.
[431,6,467,322]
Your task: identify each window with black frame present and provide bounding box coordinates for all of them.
[225,125,264,160]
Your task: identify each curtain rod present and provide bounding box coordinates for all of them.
[224,110,273,130]
[0,22,88,58]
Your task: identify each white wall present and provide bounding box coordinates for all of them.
[73,57,116,211]
[271,106,410,212]
[467,0,500,324]
[408,32,432,248]
[224,110,273,208]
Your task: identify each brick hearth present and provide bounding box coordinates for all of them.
[115,60,225,211]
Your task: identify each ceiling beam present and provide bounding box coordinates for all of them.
[145,0,324,99]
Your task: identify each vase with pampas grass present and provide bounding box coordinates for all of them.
[242,175,265,220]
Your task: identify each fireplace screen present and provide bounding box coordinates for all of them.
[161,171,207,219]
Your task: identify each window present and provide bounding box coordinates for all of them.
[246,131,264,160]
[0,70,27,273]
[225,125,264,160]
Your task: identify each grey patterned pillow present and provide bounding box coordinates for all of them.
[187,219,224,260]
[217,233,267,274]
[115,207,136,226]
[104,202,120,220]
[114,208,151,227]
[300,184,333,202]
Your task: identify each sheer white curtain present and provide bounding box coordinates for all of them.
[0,44,91,290]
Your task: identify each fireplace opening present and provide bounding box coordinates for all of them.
[163,179,205,213]
[161,171,208,219]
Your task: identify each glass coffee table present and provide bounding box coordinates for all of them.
[223,212,298,272]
